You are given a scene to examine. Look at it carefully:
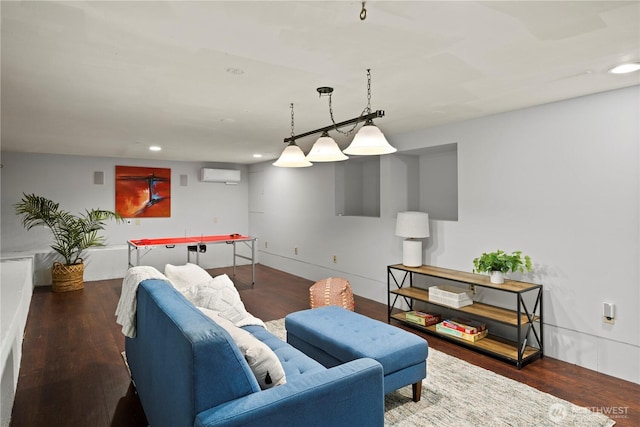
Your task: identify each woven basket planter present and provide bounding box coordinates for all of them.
[51,261,84,292]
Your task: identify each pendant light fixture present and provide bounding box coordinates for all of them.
[306,131,349,162]
[273,103,312,168]
[344,70,396,155]
[343,118,396,155]
[275,69,395,167]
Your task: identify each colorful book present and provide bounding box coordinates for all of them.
[436,322,488,342]
[442,317,487,334]
[404,311,441,326]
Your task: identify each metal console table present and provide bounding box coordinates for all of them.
[388,264,543,369]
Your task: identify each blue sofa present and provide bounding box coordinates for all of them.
[125,279,385,427]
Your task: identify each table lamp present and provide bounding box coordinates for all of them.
[395,211,430,267]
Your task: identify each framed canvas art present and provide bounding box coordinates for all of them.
[115,166,171,217]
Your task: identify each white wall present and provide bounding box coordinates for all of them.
[1,153,251,282]
[249,86,640,384]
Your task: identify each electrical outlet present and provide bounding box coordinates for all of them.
[213,216,218,223]
[603,302,615,324]
[333,255,337,264]
[294,247,298,255]
[135,219,141,226]
[264,241,268,249]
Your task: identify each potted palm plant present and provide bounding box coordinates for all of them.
[15,193,122,292]
[472,249,532,284]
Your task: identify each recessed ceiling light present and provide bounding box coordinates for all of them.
[608,62,640,74]
[149,146,162,151]
[253,154,263,158]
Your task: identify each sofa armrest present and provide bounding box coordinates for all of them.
[194,358,384,427]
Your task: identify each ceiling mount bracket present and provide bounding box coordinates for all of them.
[317,87,334,97]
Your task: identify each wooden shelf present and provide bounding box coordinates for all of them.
[391,312,540,362]
[387,264,543,369]
[388,264,542,293]
[390,287,540,325]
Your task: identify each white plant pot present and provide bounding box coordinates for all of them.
[490,271,504,284]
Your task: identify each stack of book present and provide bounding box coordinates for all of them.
[404,311,441,327]
[436,317,488,342]
[428,285,473,308]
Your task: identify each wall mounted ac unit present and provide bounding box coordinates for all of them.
[200,168,241,184]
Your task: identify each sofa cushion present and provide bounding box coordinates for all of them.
[199,307,286,390]
[164,262,212,290]
[242,325,326,382]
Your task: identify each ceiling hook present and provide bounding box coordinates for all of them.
[360,2,367,20]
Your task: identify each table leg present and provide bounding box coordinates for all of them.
[251,239,255,286]
[233,241,237,277]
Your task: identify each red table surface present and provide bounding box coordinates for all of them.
[129,235,251,247]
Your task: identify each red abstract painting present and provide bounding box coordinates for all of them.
[115,166,171,217]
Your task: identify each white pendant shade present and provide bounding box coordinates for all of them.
[343,122,397,155]
[273,143,312,167]
[306,134,348,162]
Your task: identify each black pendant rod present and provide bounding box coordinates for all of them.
[283,110,385,143]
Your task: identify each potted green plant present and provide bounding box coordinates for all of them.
[15,193,122,292]
[472,250,532,284]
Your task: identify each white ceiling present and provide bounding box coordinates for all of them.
[2,1,639,164]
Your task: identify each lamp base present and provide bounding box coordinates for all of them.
[402,239,423,267]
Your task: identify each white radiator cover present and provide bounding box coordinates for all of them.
[200,168,241,183]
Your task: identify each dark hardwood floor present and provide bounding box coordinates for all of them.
[10,264,639,426]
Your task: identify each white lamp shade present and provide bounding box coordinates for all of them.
[306,135,348,162]
[395,211,430,238]
[343,123,397,155]
[273,143,312,167]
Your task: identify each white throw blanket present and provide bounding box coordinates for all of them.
[115,266,168,338]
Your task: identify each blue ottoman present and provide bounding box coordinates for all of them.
[285,306,428,401]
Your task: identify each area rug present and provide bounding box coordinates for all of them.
[265,318,615,427]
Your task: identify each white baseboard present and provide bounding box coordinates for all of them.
[544,324,639,384]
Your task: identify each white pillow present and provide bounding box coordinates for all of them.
[181,274,264,328]
[164,263,212,290]
[198,307,286,390]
